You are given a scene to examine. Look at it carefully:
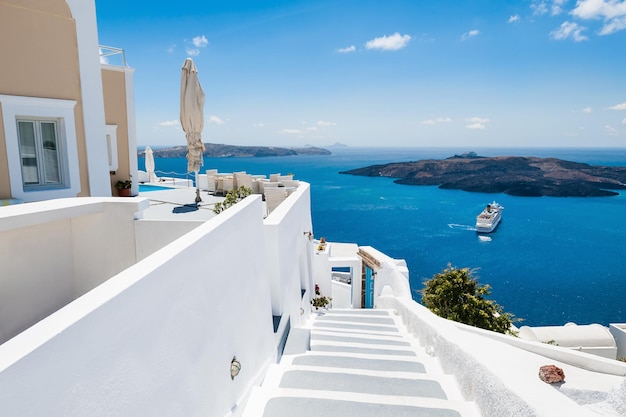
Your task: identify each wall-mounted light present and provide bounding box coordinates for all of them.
[230,356,241,380]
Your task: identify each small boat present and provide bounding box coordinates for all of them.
[475,201,503,233]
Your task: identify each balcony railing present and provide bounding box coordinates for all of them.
[99,45,127,67]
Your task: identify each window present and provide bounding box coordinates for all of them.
[0,95,80,202]
[17,119,64,188]
[106,124,118,171]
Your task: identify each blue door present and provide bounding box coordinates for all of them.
[364,266,374,308]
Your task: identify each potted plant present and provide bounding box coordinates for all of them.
[115,179,132,197]
[310,283,331,311]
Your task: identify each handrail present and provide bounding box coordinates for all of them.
[99,45,127,67]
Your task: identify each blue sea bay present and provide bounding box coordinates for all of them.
[140,147,626,327]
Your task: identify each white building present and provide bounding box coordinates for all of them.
[0,2,625,416]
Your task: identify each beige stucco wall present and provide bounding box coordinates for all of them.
[0,111,8,199]
[0,0,90,198]
[102,69,131,195]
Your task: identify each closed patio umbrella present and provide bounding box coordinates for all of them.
[145,145,157,183]
[180,58,205,203]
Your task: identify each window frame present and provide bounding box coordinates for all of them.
[106,124,118,172]
[17,118,67,189]
[0,95,80,202]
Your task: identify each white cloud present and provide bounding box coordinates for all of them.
[158,120,179,127]
[317,120,336,127]
[337,45,356,53]
[254,123,266,128]
[571,0,626,19]
[531,1,549,15]
[598,16,626,34]
[571,0,626,35]
[185,35,209,56]
[365,33,412,51]
[582,106,593,113]
[550,21,589,41]
[422,117,452,125]
[552,0,568,15]
[605,124,618,135]
[461,29,480,41]
[508,15,521,23]
[609,102,626,110]
[623,118,626,124]
[281,129,304,135]
[532,0,579,16]
[166,44,176,54]
[192,35,209,48]
[465,117,490,129]
[207,115,224,125]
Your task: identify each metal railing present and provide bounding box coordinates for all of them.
[99,45,127,67]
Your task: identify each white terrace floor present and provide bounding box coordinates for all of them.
[242,309,480,417]
[138,186,227,221]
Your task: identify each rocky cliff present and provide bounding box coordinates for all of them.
[140,143,331,158]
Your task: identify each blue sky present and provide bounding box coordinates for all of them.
[96,0,626,148]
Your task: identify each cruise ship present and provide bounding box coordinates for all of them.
[1,2,626,417]
[475,202,504,233]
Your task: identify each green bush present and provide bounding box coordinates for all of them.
[213,186,253,214]
[420,264,519,334]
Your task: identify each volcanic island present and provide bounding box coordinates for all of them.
[341,153,626,197]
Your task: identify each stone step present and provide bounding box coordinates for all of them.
[242,388,481,417]
[241,309,480,417]
[260,362,465,400]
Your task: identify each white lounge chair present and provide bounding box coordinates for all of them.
[222,177,235,194]
[264,187,287,215]
[235,173,253,190]
[206,175,217,193]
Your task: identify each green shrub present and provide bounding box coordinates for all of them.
[420,264,519,334]
[213,186,253,214]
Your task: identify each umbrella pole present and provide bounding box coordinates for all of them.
[195,170,202,203]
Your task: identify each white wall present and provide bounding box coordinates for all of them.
[134,219,204,261]
[0,195,277,417]
[66,0,113,197]
[311,243,331,302]
[0,198,144,344]
[357,245,412,302]
[330,281,352,308]
[263,183,314,325]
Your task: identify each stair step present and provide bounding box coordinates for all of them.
[311,332,411,346]
[241,309,479,417]
[242,388,480,417]
[291,354,427,373]
[279,369,447,398]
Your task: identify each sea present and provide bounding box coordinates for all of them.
[139,147,626,328]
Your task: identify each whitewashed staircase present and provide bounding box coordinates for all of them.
[242,309,481,417]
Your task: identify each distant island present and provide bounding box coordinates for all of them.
[139,143,331,158]
[341,153,626,197]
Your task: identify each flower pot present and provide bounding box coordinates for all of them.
[118,188,131,197]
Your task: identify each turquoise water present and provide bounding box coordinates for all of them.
[140,147,626,327]
[138,184,173,192]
